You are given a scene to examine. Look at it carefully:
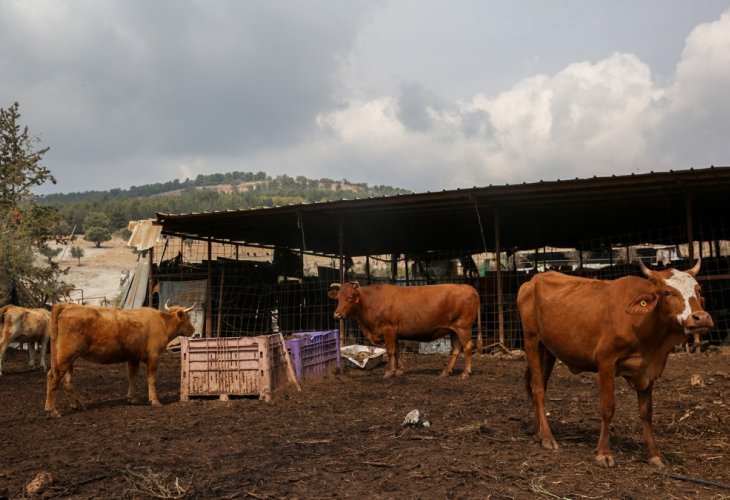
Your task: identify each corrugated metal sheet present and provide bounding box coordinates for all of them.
[127,219,162,251]
[121,259,150,309]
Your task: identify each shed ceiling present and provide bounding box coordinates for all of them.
[156,166,730,257]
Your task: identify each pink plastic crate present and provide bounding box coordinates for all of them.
[180,335,293,402]
[286,330,341,382]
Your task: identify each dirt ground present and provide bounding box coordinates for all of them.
[1,346,729,499]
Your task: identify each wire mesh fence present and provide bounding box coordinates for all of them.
[150,218,730,353]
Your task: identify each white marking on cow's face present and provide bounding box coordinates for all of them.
[665,270,699,327]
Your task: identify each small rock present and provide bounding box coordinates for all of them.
[402,409,430,428]
[402,409,420,427]
[690,373,705,387]
[25,471,53,495]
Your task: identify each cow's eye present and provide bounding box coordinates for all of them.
[662,290,672,297]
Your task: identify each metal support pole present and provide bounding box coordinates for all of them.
[338,220,345,344]
[686,195,695,261]
[494,212,505,349]
[205,237,212,338]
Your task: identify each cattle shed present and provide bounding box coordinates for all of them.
[147,165,730,350]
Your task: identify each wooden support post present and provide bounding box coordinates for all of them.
[216,265,225,338]
[147,247,154,307]
[391,254,398,283]
[205,237,212,338]
[685,194,701,353]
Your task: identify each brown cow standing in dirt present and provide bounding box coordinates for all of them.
[517,259,713,467]
[328,282,481,378]
[0,305,51,375]
[45,301,196,417]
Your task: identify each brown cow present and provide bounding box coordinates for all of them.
[328,282,481,378]
[517,259,713,467]
[0,305,51,375]
[44,301,196,417]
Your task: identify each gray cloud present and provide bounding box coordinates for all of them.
[1,1,728,195]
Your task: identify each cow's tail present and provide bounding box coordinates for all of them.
[49,304,63,373]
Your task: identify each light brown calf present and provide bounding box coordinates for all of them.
[45,302,196,417]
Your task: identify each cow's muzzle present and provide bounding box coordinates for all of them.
[333,312,343,320]
[684,311,714,335]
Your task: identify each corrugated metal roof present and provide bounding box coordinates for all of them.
[127,219,163,251]
[156,166,730,256]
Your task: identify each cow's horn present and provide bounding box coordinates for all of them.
[687,257,701,277]
[164,299,172,311]
[329,283,341,289]
[184,303,196,313]
[350,280,360,289]
[638,259,652,278]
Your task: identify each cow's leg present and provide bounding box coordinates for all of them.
[127,360,140,403]
[39,335,49,371]
[394,342,404,377]
[45,367,61,416]
[45,359,81,417]
[637,382,664,468]
[525,338,558,450]
[28,341,39,370]
[383,332,400,378]
[61,364,84,410]
[595,363,617,467]
[459,329,474,379]
[0,330,10,376]
[441,332,462,377]
[146,357,162,406]
[540,346,557,390]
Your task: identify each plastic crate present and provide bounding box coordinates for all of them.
[286,330,341,382]
[180,334,294,402]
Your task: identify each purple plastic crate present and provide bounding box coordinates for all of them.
[285,338,304,381]
[287,330,341,382]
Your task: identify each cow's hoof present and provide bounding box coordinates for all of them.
[439,371,450,378]
[46,409,61,418]
[460,372,471,380]
[648,456,665,468]
[595,453,615,467]
[395,369,404,377]
[383,370,395,379]
[150,400,162,407]
[540,437,559,450]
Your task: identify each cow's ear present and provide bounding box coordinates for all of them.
[626,293,658,315]
[327,289,339,300]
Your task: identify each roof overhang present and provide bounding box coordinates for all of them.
[156,166,730,256]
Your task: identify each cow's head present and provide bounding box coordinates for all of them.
[327,282,360,320]
[164,300,197,337]
[630,259,713,335]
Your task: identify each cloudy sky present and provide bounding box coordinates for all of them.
[2,1,729,195]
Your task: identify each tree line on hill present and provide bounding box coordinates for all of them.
[39,172,411,237]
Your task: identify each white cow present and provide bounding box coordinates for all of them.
[0,305,51,375]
